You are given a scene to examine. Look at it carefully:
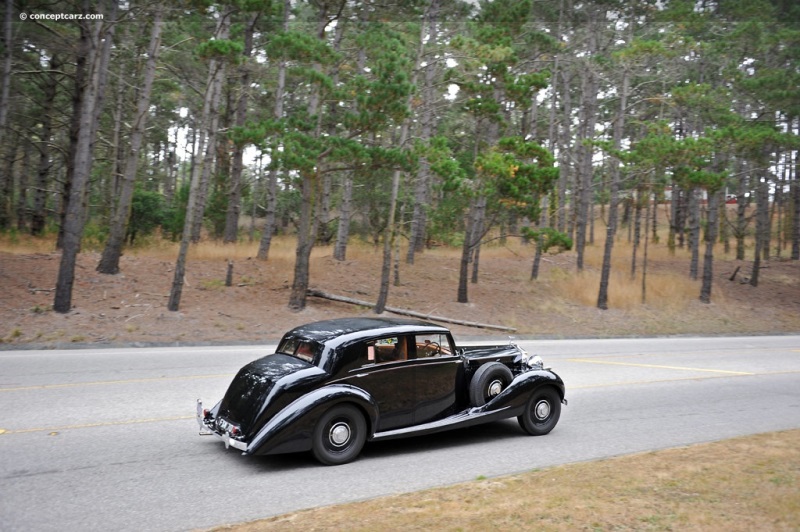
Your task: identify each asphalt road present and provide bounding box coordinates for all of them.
[1,335,799,531]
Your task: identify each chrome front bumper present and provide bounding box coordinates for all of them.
[196,399,248,452]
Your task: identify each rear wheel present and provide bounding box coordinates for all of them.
[517,387,561,435]
[311,404,367,466]
[469,362,514,407]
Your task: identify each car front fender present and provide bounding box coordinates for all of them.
[477,369,566,415]
[245,384,379,456]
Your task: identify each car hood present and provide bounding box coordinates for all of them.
[460,344,520,360]
[218,353,325,435]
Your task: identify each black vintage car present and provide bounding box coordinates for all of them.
[197,317,566,465]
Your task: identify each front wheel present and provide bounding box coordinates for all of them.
[312,404,367,466]
[517,387,561,436]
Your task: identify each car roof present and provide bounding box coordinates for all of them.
[284,317,448,344]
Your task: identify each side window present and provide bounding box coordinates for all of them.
[276,337,317,363]
[367,336,408,364]
[414,333,452,358]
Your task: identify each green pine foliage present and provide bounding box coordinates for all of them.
[3,0,799,305]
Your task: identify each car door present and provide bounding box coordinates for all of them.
[341,335,416,432]
[411,333,462,424]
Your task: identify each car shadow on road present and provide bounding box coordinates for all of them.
[362,419,523,460]
[245,420,524,471]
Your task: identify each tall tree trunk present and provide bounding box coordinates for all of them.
[457,196,485,304]
[471,200,485,284]
[406,160,429,263]
[0,124,15,229]
[0,0,10,138]
[792,141,800,260]
[97,6,163,274]
[735,162,750,260]
[288,5,329,311]
[531,232,543,280]
[318,172,333,244]
[750,172,770,287]
[333,3,366,262]
[257,0,290,261]
[557,68,572,235]
[288,171,317,310]
[107,51,127,217]
[688,188,700,280]
[190,79,224,242]
[53,18,105,313]
[700,189,721,303]
[406,1,439,265]
[16,139,32,230]
[376,0,435,311]
[257,168,279,260]
[374,165,403,313]
[720,192,730,254]
[31,55,60,235]
[57,18,89,249]
[223,13,258,243]
[55,2,115,247]
[190,12,231,243]
[333,175,352,261]
[675,187,687,249]
[641,191,651,303]
[597,61,629,310]
[0,0,12,229]
[575,9,600,271]
[169,8,233,311]
[631,187,643,278]
[457,201,476,304]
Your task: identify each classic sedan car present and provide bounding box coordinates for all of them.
[197,317,566,465]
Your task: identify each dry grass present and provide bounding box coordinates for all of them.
[100,235,383,264]
[216,430,800,532]
[2,227,798,344]
[548,269,702,311]
[0,232,57,254]
[563,236,704,307]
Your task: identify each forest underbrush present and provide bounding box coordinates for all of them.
[1,230,798,347]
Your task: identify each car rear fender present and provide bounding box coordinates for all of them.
[246,384,378,456]
[477,370,566,415]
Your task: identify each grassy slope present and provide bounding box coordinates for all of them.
[222,430,800,531]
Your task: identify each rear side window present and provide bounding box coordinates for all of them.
[277,338,318,363]
[368,336,408,363]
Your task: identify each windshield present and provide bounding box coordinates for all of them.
[276,337,320,364]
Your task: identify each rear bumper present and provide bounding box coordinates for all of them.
[196,399,248,452]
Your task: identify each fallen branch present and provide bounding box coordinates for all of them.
[307,289,517,333]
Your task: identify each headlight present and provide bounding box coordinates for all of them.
[516,345,544,370]
[527,354,544,369]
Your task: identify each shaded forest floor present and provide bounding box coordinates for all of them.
[1,235,799,348]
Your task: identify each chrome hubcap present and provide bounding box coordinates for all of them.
[488,379,503,397]
[534,399,551,420]
[329,422,351,447]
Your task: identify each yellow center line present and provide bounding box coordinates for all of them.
[0,415,195,435]
[0,373,234,392]
[568,358,755,375]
